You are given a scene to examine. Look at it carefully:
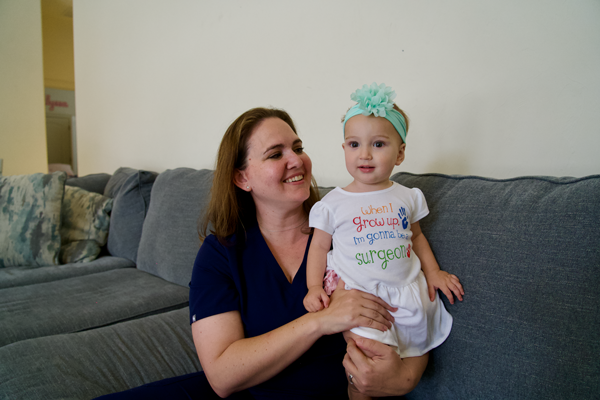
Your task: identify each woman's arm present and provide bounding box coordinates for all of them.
[193,289,396,397]
[411,221,464,303]
[193,310,322,397]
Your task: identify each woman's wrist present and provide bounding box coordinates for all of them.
[298,308,328,338]
[304,299,347,337]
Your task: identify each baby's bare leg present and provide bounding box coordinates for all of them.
[343,330,399,358]
[348,384,372,400]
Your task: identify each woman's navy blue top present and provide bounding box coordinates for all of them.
[189,224,348,399]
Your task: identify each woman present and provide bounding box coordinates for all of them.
[98,107,427,399]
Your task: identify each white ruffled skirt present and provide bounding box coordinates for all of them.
[332,269,453,358]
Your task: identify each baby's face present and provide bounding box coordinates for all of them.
[342,114,405,192]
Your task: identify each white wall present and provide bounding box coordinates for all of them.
[74,0,600,184]
[0,0,48,176]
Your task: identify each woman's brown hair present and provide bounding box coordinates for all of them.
[199,107,320,243]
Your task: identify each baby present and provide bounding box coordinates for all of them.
[304,83,464,398]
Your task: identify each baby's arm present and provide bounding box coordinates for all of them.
[304,228,333,312]
[411,221,464,304]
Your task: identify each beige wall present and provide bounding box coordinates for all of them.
[0,0,48,176]
[74,0,600,182]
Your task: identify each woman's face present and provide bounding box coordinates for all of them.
[235,117,313,212]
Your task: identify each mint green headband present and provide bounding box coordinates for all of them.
[343,83,407,143]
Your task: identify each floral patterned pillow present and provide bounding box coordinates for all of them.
[60,186,113,264]
[0,172,66,267]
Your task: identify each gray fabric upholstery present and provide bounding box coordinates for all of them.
[66,173,111,195]
[390,172,600,399]
[107,170,157,262]
[136,168,214,287]
[0,307,200,400]
[0,268,188,346]
[103,167,138,198]
[0,256,134,289]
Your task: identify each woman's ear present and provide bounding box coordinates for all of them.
[233,169,250,191]
[396,143,406,166]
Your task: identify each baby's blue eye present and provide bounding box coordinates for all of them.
[374,142,384,148]
[349,142,359,148]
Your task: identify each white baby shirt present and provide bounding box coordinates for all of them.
[309,182,453,357]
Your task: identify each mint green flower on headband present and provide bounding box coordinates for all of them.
[350,82,397,117]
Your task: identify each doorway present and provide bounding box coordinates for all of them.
[42,0,76,176]
[45,88,76,176]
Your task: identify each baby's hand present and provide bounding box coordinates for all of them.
[304,286,330,312]
[426,270,464,304]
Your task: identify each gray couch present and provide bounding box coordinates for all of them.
[1,168,598,399]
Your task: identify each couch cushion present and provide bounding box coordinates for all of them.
[0,308,201,400]
[103,167,138,198]
[66,173,111,195]
[0,172,66,267]
[0,268,189,346]
[0,256,135,289]
[60,186,113,263]
[106,168,157,263]
[136,168,213,287]
[390,172,600,399]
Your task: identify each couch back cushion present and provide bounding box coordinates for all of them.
[0,172,66,267]
[104,167,138,198]
[136,168,213,287]
[390,172,600,399]
[105,168,157,263]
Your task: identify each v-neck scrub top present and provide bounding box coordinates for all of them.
[189,224,348,399]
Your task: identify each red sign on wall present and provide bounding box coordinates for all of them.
[46,95,69,112]
[44,88,75,116]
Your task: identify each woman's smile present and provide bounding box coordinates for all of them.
[284,174,304,183]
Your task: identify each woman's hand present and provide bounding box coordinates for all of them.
[424,269,464,304]
[343,336,429,397]
[315,281,396,336]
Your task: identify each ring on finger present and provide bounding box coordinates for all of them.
[348,374,354,385]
